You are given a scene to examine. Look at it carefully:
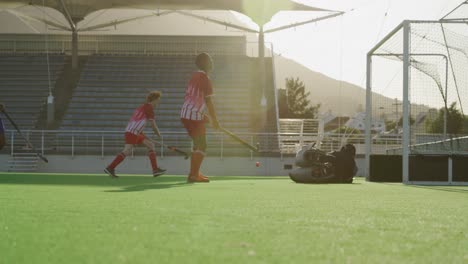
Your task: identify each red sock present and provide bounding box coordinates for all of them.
[148,150,158,171]
[108,152,126,169]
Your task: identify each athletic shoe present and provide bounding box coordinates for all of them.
[153,168,166,177]
[199,172,209,181]
[187,174,210,183]
[104,167,118,178]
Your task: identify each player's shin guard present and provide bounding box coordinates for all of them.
[108,152,126,169]
[190,150,205,177]
[148,150,158,172]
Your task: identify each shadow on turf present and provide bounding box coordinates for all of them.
[407,185,468,194]
[105,182,188,192]
[0,173,188,187]
[0,173,283,189]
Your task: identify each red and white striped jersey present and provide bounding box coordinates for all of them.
[180,71,213,120]
[125,103,155,135]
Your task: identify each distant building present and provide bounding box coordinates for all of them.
[412,109,438,134]
[319,111,336,125]
[320,111,386,133]
[324,117,351,132]
[345,112,386,133]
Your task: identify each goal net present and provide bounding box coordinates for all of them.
[366,11,468,184]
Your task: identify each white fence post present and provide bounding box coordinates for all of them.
[161,135,164,159]
[250,135,254,161]
[101,134,104,159]
[41,130,44,155]
[11,132,15,156]
[448,157,453,184]
[220,134,224,160]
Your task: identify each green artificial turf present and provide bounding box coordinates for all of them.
[0,173,467,264]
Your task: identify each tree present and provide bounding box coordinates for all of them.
[278,77,320,119]
[425,102,465,134]
[385,116,415,132]
[278,88,288,117]
[463,117,468,132]
[397,116,415,127]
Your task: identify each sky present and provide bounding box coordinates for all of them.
[260,0,464,87]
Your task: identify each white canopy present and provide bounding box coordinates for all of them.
[0,0,333,25]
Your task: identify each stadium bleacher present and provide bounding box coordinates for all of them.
[0,34,280,157]
[56,54,261,155]
[0,54,66,129]
[61,54,256,132]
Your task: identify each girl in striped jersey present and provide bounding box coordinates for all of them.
[180,53,221,183]
[105,91,166,178]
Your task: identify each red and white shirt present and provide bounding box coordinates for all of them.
[180,71,213,120]
[125,103,155,135]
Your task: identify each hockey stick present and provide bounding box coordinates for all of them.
[219,127,260,152]
[202,114,260,152]
[0,109,49,163]
[145,136,190,159]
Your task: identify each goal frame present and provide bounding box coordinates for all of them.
[365,19,468,185]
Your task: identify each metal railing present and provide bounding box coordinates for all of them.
[0,34,271,57]
[1,129,406,159]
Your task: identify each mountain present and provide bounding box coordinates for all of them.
[273,55,429,118]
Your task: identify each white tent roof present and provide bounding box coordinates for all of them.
[0,0,333,25]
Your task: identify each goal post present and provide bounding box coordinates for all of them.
[366,18,468,185]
